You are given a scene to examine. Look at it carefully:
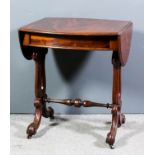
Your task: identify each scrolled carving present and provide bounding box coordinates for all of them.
[26,98,42,138]
[106,104,119,147]
[27,123,36,139]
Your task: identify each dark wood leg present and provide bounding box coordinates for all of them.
[106,52,125,147]
[27,98,42,138]
[42,94,54,119]
[26,48,54,138]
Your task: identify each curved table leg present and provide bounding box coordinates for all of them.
[106,52,126,148]
[106,105,119,147]
[26,48,54,138]
[27,98,42,138]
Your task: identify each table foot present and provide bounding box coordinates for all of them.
[106,105,119,147]
[27,123,36,138]
[106,107,126,147]
[106,132,115,147]
[109,144,115,149]
[26,98,42,138]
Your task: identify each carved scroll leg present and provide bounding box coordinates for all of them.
[106,105,119,148]
[26,48,54,138]
[42,95,54,119]
[106,52,125,148]
[27,98,42,138]
[106,112,125,148]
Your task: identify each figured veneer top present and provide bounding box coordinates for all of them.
[19,17,132,36]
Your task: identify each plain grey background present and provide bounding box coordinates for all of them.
[10,0,144,114]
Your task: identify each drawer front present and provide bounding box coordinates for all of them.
[23,33,118,51]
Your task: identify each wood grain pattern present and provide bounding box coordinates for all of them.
[19,17,132,65]
[106,52,125,147]
[23,34,118,51]
[26,49,54,138]
[18,17,132,148]
[118,25,133,65]
[19,17,132,36]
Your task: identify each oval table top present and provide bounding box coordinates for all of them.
[19,17,132,36]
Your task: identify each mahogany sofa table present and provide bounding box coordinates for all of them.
[18,17,133,148]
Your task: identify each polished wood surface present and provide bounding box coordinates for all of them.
[26,49,54,138]
[45,98,112,108]
[18,17,132,148]
[26,35,117,51]
[19,17,131,36]
[19,17,132,66]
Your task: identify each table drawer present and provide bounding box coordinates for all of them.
[23,33,118,51]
